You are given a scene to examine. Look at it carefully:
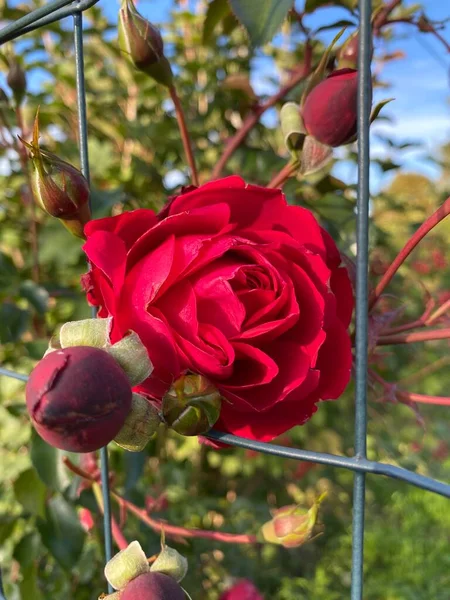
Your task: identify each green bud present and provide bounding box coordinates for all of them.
[118,0,173,87]
[162,373,222,436]
[6,61,26,106]
[114,393,161,452]
[261,492,326,548]
[151,540,188,583]
[20,112,91,238]
[104,540,149,591]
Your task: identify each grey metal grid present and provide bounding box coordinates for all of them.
[0,1,449,599]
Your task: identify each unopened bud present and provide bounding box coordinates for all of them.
[7,61,26,106]
[261,492,326,548]
[162,373,222,436]
[20,112,91,238]
[114,393,161,452]
[151,537,188,583]
[104,540,150,591]
[118,0,173,87]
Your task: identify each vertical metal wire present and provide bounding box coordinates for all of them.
[73,10,113,591]
[350,1,372,598]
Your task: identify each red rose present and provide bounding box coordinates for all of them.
[302,68,358,147]
[82,177,353,441]
[220,579,264,600]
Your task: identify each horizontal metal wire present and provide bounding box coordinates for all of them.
[2,366,449,498]
[0,0,100,45]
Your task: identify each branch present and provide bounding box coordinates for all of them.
[63,456,258,546]
[169,85,199,187]
[369,197,450,310]
[267,161,298,189]
[113,492,259,546]
[377,327,450,345]
[397,391,450,407]
[211,43,313,179]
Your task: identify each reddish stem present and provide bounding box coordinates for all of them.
[114,492,259,545]
[169,85,199,187]
[426,299,450,326]
[377,328,450,345]
[380,297,435,335]
[397,391,450,407]
[211,44,312,179]
[111,515,129,551]
[267,162,298,189]
[369,197,450,310]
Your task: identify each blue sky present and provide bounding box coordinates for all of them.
[3,0,449,191]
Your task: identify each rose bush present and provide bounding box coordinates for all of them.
[82,177,353,441]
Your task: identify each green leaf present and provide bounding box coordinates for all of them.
[19,564,44,600]
[370,98,394,123]
[305,0,357,12]
[30,429,72,492]
[13,468,47,518]
[0,251,19,291]
[203,0,231,44]
[37,495,85,570]
[0,302,30,343]
[14,532,42,570]
[19,280,50,315]
[229,0,293,46]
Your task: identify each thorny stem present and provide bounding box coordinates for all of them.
[379,296,435,335]
[63,457,259,546]
[377,328,450,345]
[169,85,199,187]
[211,43,313,179]
[15,106,39,283]
[267,161,298,189]
[369,368,450,407]
[426,299,450,326]
[369,197,450,310]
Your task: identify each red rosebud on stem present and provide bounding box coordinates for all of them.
[118,0,173,87]
[20,112,91,238]
[302,68,359,147]
[26,346,132,453]
[121,573,185,600]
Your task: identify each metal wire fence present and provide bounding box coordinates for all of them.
[0,1,449,599]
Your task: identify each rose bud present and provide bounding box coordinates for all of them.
[20,112,91,238]
[162,373,222,436]
[261,492,326,548]
[220,579,264,600]
[118,0,173,87]
[6,60,26,106]
[26,346,132,453]
[121,573,185,600]
[302,68,358,147]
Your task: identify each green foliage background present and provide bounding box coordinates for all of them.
[0,1,449,598]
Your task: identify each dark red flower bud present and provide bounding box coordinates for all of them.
[121,572,185,600]
[26,346,132,453]
[6,61,26,106]
[302,68,358,147]
[118,0,173,87]
[20,113,91,238]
